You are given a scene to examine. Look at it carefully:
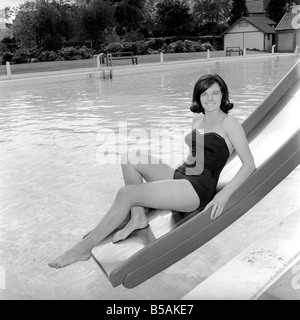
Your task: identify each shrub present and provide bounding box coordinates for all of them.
[57,46,78,60]
[76,46,93,59]
[0,42,8,52]
[169,40,186,53]
[199,36,223,50]
[38,50,58,62]
[184,40,202,52]
[136,40,151,55]
[104,42,142,55]
[160,43,170,53]
[57,46,93,60]
[145,38,165,50]
[1,51,14,65]
[200,42,214,51]
[11,48,29,64]
[121,42,137,53]
[104,42,123,53]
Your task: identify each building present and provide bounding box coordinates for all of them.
[223,16,276,52]
[246,0,267,17]
[275,4,300,52]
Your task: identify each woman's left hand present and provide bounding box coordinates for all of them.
[204,191,231,220]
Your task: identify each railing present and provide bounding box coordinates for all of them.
[94,53,113,79]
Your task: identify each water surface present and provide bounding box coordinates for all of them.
[0,56,298,299]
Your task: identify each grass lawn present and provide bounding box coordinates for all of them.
[0,50,268,77]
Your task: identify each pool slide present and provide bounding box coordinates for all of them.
[90,60,300,288]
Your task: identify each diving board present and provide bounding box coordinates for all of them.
[91,60,300,288]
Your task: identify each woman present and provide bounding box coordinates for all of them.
[49,74,255,269]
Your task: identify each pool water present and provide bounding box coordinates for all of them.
[0,56,299,299]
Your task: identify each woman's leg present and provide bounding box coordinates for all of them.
[48,179,199,269]
[113,150,175,242]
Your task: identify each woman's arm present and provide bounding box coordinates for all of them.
[205,116,256,220]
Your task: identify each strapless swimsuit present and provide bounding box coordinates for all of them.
[173,129,230,210]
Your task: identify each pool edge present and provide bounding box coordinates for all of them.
[0,53,298,89]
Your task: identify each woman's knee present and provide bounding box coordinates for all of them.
[116,185,135,204]
[120,149,149,167]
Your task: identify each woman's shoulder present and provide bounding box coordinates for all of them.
[222,115,240,128]
[223,115,245,136]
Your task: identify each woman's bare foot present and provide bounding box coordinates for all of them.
[113,213,149,243]
[48,240,92,269]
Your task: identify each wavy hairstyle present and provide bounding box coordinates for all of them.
[190,74,234,114]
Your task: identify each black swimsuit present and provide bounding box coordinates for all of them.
[173,129,230,209]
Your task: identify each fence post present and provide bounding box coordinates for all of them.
[96,54,101,70]
[160,52,164,64]
[207,49,210,60]
[6,61,12,79]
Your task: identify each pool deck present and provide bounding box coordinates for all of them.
[0,52,298,89]
[1,52,299,300]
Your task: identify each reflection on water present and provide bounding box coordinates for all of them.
[0,56,298,299]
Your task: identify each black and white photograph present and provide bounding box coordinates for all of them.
[0,0,300,302]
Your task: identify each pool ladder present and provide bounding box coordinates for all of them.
[94,53,113,79]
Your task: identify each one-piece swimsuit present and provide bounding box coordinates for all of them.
[173,129,230,210]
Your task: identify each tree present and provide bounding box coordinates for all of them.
[80,0,115,48]
[193,0,232,41]
[12,0,74,50]
[111,0,148,34]
[228,0,249,25]
[13,1,42,48]
[154,0,194,37]
[265,0,289,23]
[139,0,159,37]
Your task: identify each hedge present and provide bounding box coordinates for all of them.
[0,37,218,65]
[0,45,93,65]
[102,39,215,55]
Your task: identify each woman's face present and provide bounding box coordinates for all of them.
[200,82,222,113]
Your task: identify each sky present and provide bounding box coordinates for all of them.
[0,0,26,8]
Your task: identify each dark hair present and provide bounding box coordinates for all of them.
[190,74,234,114]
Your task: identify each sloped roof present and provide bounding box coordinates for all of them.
[275,12,298,31]
[223,16,276,35]
[246,0,266,14]
[245,16,276,32]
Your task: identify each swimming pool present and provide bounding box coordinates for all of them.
[0,55,299,299]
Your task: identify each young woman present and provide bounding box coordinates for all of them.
[49,74,255,269]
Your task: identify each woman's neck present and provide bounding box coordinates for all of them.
[203,110,224,123]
